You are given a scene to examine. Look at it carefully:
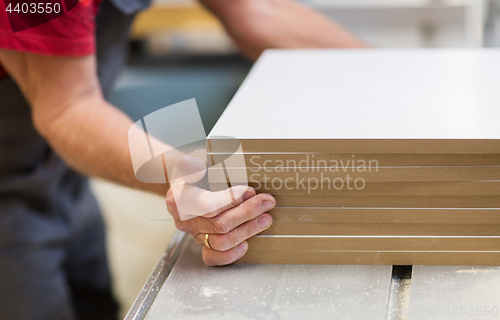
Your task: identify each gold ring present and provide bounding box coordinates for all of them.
[204,233,213,250]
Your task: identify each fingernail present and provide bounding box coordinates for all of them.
[261,200,274,211]
[242,191,254,201]
[236,241,248,253]
[257,216,271,228]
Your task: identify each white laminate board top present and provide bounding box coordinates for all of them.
[208,49,500,140]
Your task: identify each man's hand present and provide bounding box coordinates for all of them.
[0,50,275,267]
[167,187,274,266]
[166,153,275,266]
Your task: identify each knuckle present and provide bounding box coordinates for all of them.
[191,233,204,246]
[241,202,258,220]
[218,235,232,251]
[211,217,232,234]
[174,220,188,232]
[242,223,257,239]
[220,230,241,251]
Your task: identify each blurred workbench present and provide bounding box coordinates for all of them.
[130,1,221,40]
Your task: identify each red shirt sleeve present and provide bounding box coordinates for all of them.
[0,0,100,76]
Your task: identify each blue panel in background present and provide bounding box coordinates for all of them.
[109,58,251,135]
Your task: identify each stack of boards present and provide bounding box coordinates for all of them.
[207,49,500,265]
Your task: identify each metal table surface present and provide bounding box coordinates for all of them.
[125,232,500,320]
[408,265,500,320]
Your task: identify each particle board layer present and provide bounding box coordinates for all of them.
[207,166,500,183]
[237,251,500,265]
[211,181,500,196]
[247,236,500,251]
[268,208,500,224]
[207,139,500,154]
[268,195,500,208]
[208,153,500,167]
[260,223,500,236]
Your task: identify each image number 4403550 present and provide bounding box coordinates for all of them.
[3,0,80,33]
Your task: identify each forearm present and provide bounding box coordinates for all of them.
[0,51,171,195]
[201,0,368,60]
[35,94,169,195]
